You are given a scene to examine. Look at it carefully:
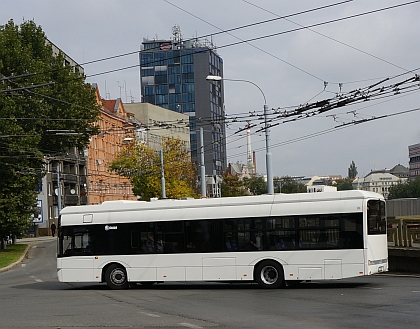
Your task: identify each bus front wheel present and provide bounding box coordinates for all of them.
[105,264,129,290]
[255,260,285,289]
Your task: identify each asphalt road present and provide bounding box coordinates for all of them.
[0,239,419,329]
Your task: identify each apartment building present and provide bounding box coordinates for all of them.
[409,142,420,181]
[86,85,138,204]
[124,102,190,151]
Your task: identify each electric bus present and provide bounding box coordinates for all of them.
[57,190,387,289]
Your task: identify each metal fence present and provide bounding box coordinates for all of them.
[387,216,420,247]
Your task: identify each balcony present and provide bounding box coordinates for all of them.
[63,173,78,183]
[64,194,79,205]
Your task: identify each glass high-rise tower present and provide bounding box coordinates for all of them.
[140,26,226,177]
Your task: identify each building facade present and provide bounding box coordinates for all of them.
[86,85,137,204]
[139,26,227,177]
[409,142,420,181]
[353,169,407,199]
[124,102,190,151]
[36,149,88,236]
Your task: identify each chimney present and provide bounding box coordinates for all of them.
[253,151,257,174]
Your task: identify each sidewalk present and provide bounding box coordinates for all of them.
[16,236,57,244]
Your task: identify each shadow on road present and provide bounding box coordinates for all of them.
[12,279,374,291]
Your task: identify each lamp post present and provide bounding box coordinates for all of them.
[206,75,274,195]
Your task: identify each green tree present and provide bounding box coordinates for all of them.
[334,178,354,191]
[0,20,99,241]
[109,137,197,200]
[242,176,267,195]
[388,177,420,199]
[274,176,306,194]
[348,161,358,179]
[221,172,249,197]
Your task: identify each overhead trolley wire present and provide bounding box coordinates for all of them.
[3,0,416,88]
[242,0,412,74]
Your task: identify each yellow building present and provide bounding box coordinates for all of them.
[124,102,190,151]
[87,85,137,204]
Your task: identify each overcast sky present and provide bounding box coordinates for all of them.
[2,0,420,179]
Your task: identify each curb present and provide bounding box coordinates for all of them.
[0,244,32,273]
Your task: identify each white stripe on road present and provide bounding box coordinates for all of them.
[140,312,160,318]
[178,323,203,329]
[29,276,43,282]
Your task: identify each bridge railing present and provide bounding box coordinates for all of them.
[387,216,420,247]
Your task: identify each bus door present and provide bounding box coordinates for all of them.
[365,200,388,274]
[62,227,95,281]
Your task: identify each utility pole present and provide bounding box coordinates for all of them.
[57,166,62,212]
[206,75,274,194]
[160,149,166,198]
[200,127,206,198]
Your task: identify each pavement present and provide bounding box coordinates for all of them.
[16,235,57,244]
[0,235,56,273]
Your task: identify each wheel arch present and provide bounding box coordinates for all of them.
[252,258,285,280]
[250,257,287,279]
[101,261,130,283]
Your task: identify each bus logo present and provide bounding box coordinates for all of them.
[105,225,117,231]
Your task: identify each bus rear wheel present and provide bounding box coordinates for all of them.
[255,260,284,289]
[105,264,129,290]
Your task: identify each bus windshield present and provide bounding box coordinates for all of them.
[61,227,92,256]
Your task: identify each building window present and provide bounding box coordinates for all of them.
[141,68,154,76]
[155,75,167,84]
[181,51,193,64]
[141,53,154,66]
[182,84,194,93]
[156,85,168,94]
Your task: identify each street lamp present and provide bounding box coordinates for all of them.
[206,75,274,195]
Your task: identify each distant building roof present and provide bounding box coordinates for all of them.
[390,164,409,175]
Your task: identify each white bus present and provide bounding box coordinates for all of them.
[57,190,388,289]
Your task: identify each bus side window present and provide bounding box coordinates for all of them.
[140,232,155,253]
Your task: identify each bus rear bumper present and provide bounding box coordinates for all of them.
[367,258,388,275]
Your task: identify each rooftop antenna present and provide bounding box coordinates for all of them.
[105,80,110,99]
[117,81,123,99]
[129,89,134,103]
[172,25,182,44]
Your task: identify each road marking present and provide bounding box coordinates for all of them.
[29,275,43,282]
[21,264,26,267]
[140,312,160,318]
[412,291,420,293]
[178,323,203,329]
